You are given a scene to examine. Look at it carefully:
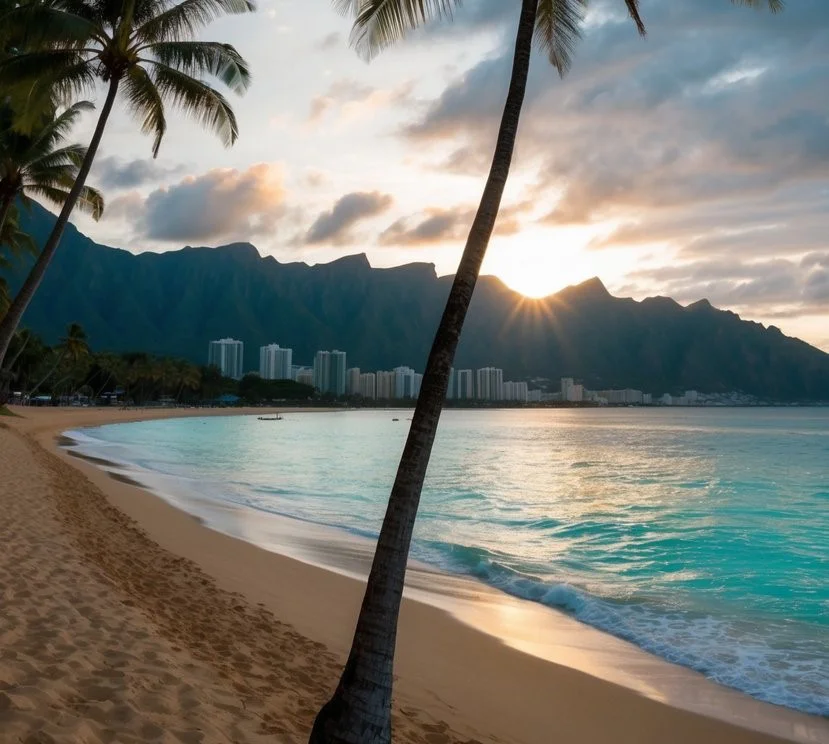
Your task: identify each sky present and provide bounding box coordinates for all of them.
[66,0,829,351]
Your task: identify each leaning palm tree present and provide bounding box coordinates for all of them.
[27,320,88,397]
[0,100,104,235]
[310,1,783,742]
[0,0,255,368]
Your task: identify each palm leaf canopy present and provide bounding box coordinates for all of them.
[338,0,782,72]
[0,100,105,218]
[0,0,255,157]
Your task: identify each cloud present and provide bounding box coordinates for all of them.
[624,253,829,319]
[94,156,186,190]
[308,78,415,124]
[114,164,286,242]
[399,0,829,320]
[379,201,531,246]
[380,207,474,246]
[306,191,393,244]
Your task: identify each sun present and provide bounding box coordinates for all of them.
[483,226,611,299]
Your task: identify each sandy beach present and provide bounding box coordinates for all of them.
[2,406,827,744]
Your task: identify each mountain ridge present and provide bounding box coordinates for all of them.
[3,202,829,400]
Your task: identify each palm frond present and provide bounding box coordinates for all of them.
[731,0,784,10]
[122,64,167,156]
[25,101,94,162]
[535,0,585,76]
[27,143,88,174]
[135,0,255,44]
[75,184,106,219]
[622,0,647,36]
[340,0,461,59]
[25,183,103,220]
[0,52,97,116]
[143,40,251,93]
[1,4,104,49]
[150,62,239,148]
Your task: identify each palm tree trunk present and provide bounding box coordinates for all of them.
[0,190,13,237]
[0,77,121,368]
[28,350,66,399]
[0,330,29,404]
[308,1,539,742]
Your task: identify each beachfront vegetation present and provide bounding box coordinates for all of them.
[0,0,255,373]
[3,325,315,405]
[310,1,783,743]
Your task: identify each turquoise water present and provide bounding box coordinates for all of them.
[69,409,829,715]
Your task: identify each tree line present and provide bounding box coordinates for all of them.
[6,322,315,404]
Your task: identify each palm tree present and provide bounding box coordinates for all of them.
[174,358,200,401]
[27,320,88,397]
[310,1,783,742]
[0,100,105,236]
[0,0,255,368]
[0,203,37,315]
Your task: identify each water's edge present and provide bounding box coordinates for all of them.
[58,422,829,744]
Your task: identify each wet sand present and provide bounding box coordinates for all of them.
[1,406,827,744]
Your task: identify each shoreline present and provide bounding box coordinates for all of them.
[4,406,828,744]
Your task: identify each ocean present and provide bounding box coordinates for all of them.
[66,408,829,716]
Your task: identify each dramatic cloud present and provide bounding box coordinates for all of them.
[94,156,186,190]
[120,164,286,242]
[306,191,393,244]
[398,0,829,327]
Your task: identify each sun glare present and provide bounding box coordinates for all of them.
[484,226,616,299]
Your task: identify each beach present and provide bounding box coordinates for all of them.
[1,406,827,744]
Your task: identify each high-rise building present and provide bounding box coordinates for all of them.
[528,389,542,403]
[446,367,455,399]
[208,338,244,380]
[561,378,584,402]
[413,373,423,398]
[296,368,314,387]
[313,350,347,395]
[259,343,293,380]
[393,366,415,399]
[457,369,474,400]
[359,372,377,399]
[376,370,394,399]
[346,367,361,396]
[504,381,528,403]
[476,367,504,401]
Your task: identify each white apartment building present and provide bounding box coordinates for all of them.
[561,377,584,402]
[446,367,455,399]
[346,367,361,396]
[359,372,377,399]
[259,343,293,380]
[313,350,347,395]
[296,368,314,387]
[376,370,395,399]
[394,366,416,399]
[208,338,244,380]
[504,381,528,403]
[457,369,474,400]
[476,367,504,401]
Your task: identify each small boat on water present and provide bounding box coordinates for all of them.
[392,418,399,421]
[258,414,283,421]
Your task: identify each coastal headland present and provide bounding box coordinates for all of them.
[1,406,826,744]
